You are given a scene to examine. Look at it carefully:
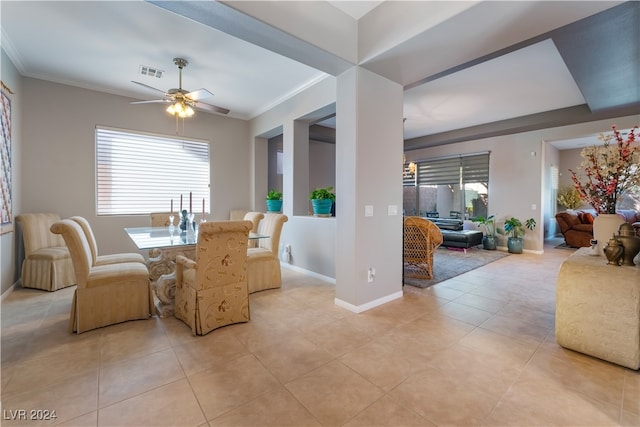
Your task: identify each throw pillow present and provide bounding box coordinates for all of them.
[582,212,594,224]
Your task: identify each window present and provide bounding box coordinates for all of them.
[96,126,210,215]
[403,152,490,219]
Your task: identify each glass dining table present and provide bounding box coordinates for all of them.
[125,225,268,317]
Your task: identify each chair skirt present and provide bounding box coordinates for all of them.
[247,249,282,294]
[22,248,76,291]
[175,279,250,336]
[70,278,154,334]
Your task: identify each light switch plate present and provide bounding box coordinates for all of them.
[365,205,374,217]
[388,205,398,216]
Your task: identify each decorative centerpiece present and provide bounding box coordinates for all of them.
[570,125,640,254]
[179,209,195,233]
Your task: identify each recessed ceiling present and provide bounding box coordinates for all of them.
[327,1,384,20]
[403,39,586,139]
[1,1,637,150]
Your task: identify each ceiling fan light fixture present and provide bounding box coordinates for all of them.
[166,100,194,118]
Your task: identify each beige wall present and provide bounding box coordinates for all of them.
[405,114,640,253]
[1,50,23,295]
[13,77,250,278]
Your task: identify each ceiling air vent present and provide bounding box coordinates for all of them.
[139,65,163,78]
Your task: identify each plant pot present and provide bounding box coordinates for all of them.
[507,237,523,254]
[311,199,333,216]
[482,235,497,250]
[266,199,282,213]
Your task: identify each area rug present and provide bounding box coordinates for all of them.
[403,247,509,288]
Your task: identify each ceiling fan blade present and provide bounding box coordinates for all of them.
[131,81,167,95]
[130,99,171,105]
[195,101,230,115]
[186,88,214,101]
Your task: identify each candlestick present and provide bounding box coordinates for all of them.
[189,192,193,213]
[202,198,205,220]
[170,199,173,213]
[180,194,183,212]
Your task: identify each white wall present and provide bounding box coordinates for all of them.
[18,77,250,258]
[250,77,338,279]
[1,49,23,295]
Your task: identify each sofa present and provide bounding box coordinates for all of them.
[555,209,640,248]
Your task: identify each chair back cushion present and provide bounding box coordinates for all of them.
[16,213,65,256]
[50,219,93,288]
[229,209,249,221]
[257,213,288,253]
[150,212,174,227]
[243,211,265,234]
[195,220,252,289]
[70,216,99,263]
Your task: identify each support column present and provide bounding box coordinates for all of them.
[334,66,404,311]
[283,120,310,216]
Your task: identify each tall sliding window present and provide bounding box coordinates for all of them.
[96,126,210,215]
[403,152,490,219]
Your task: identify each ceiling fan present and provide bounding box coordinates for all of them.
[131,57,230,117]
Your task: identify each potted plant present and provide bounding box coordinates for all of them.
[309,186,335,216]
[265,189,283,212]
[473,215,497,250]
[502,217,536,254]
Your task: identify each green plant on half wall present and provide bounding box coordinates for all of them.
[265,189,283,212]
[309,186,335,216]
[501,217,536,254]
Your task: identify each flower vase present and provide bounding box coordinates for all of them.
[593,214,625,256]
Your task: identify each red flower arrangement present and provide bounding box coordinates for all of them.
[569,125,640,214]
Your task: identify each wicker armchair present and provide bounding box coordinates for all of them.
[403,216,443,280]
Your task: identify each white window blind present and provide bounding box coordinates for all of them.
[96,126,210,215]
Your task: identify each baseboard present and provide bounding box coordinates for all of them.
[335,291,403,314]
[1,280,20,302]
[280,262,336,284]
[497,246,544,255]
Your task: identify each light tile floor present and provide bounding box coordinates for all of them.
[2,239,639,426]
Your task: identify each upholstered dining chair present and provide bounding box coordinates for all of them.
[174,220,253,335]
[403,216,443,280]
[148,212,176,258]
[229,209,249,221]
[243,211,264,248]
[150,212,175,227]
[247,213,288,293]
[51,219,154,334]
[71,216,145,266]
[16,213,75,291]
